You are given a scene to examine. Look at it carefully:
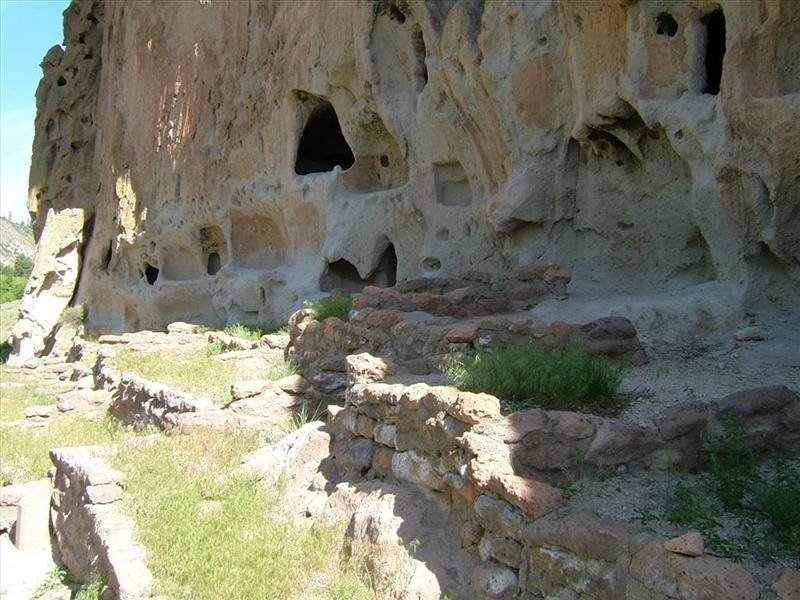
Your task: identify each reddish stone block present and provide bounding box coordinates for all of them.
[365,309,404,328]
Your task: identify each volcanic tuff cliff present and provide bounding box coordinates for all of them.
[10,0,800,361]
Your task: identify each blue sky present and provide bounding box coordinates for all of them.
[1,0,70,223]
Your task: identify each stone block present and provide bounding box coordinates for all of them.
[14,479,51,551]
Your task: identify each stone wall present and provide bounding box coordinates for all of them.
[50,446,153,599]
[324,354,800,598]
[13,0,800,359]
[288,267,648,401]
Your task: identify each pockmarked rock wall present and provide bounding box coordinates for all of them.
[15,0,800,359]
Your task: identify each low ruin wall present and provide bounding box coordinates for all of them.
[50,446,153,600]
[327,355,800,599]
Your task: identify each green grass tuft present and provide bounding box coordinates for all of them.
[307,296,352,322]
[74,575,103,600]
[443,344,625,413]
[59,305,86,326]
[224,323,288,340]
[284,403,325,433]
[205,340,224,357]
[265,357,298,381]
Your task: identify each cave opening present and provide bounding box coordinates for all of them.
[319,243,398,292]
[294,101,355,175]
[102,241,112,271]
[378,243,398,287]
[144,264,159,285]
[655,12,678,38]
[207,252,221,275]
[702,8,725,95]
[412,25,428,92]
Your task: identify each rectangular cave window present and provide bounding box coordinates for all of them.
[701,8,725,95]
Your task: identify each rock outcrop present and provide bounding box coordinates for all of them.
[12,0,800,359]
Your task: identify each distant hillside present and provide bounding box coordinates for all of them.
[0,217,35,268]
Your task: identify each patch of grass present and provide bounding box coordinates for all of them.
[114,348,248,405]
[0,412,127,485]
[664,418,800,563]
[265,357,298,381]
[112,428,373,599]
[59,304,86,326]
[1,299,20,343]
[307,296,352,322]
[33,567,69,599]
[0,377,55,422]
[443,344,625,413]
[205,340,224,357]
[225,323,288,340]
[284,403,325,433]
[74,575,103,600]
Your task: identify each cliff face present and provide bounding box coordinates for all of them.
[12,0,800,360]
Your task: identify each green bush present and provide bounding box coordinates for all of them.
[205,340,224,356]
[307,296,352,322]
[0,266,27,303]
[59,305,86,326]
[443,344,625,413]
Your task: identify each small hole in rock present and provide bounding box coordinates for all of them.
[655,13,678,37]
[144,264,159,285]
[260,287,266,305]
[380,155,389,167]
[422,257,441,271]
[102,242,113,271]
[675,129,684,139]
[206,252,221,275]
[56,76,67,86]
[389,5,406,23]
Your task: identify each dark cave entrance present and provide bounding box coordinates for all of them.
[144,264,159,285]
[294,101,355,175]
[320,243,398,292]
[206,252,221,275]
[702,8,725,95]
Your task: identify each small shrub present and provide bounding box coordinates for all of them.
[74,575,103,600]
[704,416,758,509]
[33,567,69,598]
[0,341,10,363]
[307,296,352,322]
[444,344,624,413]
[753,458,800,556]
[205,340,224,356]
[59,304,86,326]
[664,419,800,562]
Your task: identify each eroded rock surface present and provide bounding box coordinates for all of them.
[12,0,800,359]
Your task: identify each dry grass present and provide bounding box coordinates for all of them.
[113,427,373,599]
[0,372,130,484]
[113,348,298,405]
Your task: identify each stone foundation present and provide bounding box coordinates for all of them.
[320,354,800,599]
[49,446,153,599]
